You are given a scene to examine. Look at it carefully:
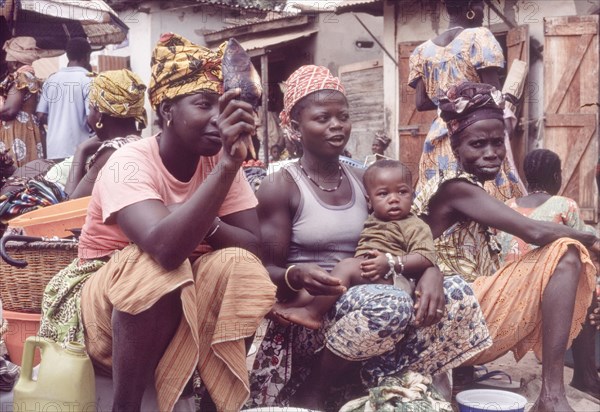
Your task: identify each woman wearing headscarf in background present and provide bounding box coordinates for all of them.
[0,69,147,220]
[0,37,61,168]
[364,131,391,166]
[63,68,147,199]
[412,82,599,411]
[371,131,391,157]
[38,33,276,412]
[248,65,491,411]
[408,0,525,200]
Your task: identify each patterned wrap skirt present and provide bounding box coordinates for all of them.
[248,275,491,409]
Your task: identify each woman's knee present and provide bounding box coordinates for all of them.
[338,285,414,330]
[558,245,583,275]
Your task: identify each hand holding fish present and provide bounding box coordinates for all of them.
[217,88,256,162]
[222,38,262,159]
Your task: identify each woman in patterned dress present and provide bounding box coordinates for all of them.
[413,82,600,412]
[408,0,524,200]
[0,38,54,166]
[248,65,492,411]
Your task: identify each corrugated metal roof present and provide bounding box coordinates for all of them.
[239,28,318,54]
[204,14,302,36]
[335,0,383,16]
[106,0,279,12]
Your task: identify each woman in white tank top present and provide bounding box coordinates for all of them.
[248,65,491,411]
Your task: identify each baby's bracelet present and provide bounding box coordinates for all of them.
[396,255,405,275]
[384,253,397,280]
[284,265,301,292]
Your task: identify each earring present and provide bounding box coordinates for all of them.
[466,9,475,20]
[95,121,103,129]
[166,119,172,127]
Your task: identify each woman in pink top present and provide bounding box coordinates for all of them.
[39,33,276,412]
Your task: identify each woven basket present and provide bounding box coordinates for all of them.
[0,240,78,313]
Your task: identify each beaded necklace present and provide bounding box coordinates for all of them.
[298,159,343,192]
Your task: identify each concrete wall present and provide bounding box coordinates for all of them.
[106,5,383,136]
[312,12,383,76]
[108,1,266,135]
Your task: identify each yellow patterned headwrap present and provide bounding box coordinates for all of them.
[89,69,148,129]
[148,33,225,110]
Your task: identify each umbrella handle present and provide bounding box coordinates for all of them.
[0,234,46,268]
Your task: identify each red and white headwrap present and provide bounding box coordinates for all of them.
[279,65,345,141]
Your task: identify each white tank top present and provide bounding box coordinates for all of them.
[284,161,368,272]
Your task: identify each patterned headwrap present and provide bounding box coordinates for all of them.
[89,69,148,129]
[3,37,62,65]
[279,65,345,141]
[439,82,505,138]
[148,33,225,110]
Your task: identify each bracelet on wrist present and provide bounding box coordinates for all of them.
[384,252,397,280]
[284,265,301,292]
[205,217,221,239]
[396,255,405,275]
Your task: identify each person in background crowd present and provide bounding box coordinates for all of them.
[0,37,60,166]
[36,37,93,160]
[64,68,147,199]
[364,131,392,166]
[408,0,524,200]
[0,69,147,219]
[371,131,391,157]
[270,144,282,162]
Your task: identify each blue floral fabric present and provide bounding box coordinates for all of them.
[248,276,491,410]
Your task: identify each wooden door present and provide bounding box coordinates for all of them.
[339,60,384,162]
[398,41,436,182]
[544,15,599,223]
[504,24,530,180]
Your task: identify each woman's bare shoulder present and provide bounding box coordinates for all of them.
[257,166,299,207]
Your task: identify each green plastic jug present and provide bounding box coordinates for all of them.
[13,336,96,412]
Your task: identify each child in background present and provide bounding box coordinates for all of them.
[274,160,437,329]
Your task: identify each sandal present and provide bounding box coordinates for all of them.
[569,381,600,401]
[452,366,521,396]
[461,370,522,392]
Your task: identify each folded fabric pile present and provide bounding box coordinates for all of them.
[0,176,67,220]
[339,371,452,412]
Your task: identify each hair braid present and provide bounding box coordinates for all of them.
[523,149,561,193]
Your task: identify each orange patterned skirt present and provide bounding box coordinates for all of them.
[466,238,595,365]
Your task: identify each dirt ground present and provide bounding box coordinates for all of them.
[485,352,599,412]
